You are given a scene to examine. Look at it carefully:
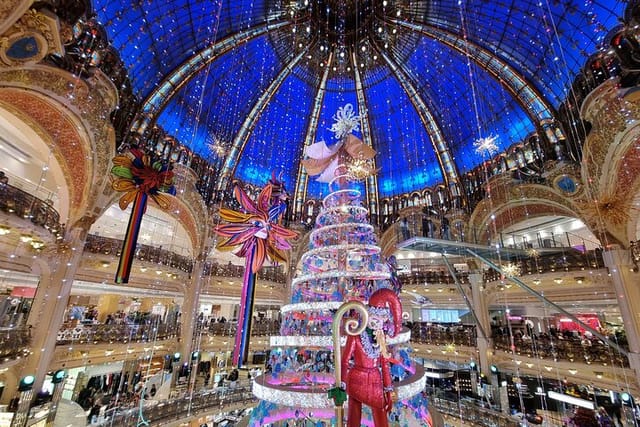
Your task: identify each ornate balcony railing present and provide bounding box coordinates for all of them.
[399,269,470,286]
[409,322,629,367]
[493,334,629,368]
[0,183,64,238]
[56,323,180,345]
[202,262,287,283]
[96,385,255,426]
[84,235,194,273]
[430,394,519,427]
[199,320,281,338]
[83,235,287,283]
[410,323,478,347]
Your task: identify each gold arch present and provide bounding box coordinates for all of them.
[467,182,583,242]
[0,89,90,222]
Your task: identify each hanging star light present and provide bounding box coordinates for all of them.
[207,135,226,157]
[111,147,176,284]
[329,103,361,139]
[501,263,520,278]
[214,180,298,366]
[473,134,499,156]
[526,248,540,259]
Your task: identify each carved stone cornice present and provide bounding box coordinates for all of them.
[0,90,89,216]
[283,223,308,268]
[0,9,63,65]
[172,163,210,252]
[0,65,116,142]
[0,1,33,35]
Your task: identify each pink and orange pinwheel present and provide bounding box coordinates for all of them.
[214,183,297,273]
[214,181,296,366]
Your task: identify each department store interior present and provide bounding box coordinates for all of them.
[0,0,639,426]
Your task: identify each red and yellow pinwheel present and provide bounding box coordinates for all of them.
[110,148,176,284]
[214,182,297,366]
[111,148,176,210]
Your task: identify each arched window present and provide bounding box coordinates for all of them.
[381,199,389,216]
[411,192,422,207]
[423,190,433,208]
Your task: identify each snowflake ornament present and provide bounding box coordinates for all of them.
[501,263,520,278]
[329,103,361,139]
[473,134,499,156]
[206,135,227,157]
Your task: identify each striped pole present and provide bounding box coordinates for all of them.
[115,192,147,284]
[233,250,257,367]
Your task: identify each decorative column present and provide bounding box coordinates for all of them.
[179,257,205,360]
[171,162,211,365]
[602,248,640,379]
[21,222,92,394]
[469,272,494,378]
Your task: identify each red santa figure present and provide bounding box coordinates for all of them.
[341,288,402,427]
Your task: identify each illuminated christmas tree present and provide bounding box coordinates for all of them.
[249,105,431,426]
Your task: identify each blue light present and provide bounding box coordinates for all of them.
[92,0,624,197]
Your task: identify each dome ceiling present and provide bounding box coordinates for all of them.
[93,0,623,197]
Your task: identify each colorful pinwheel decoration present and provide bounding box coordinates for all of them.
[214,181,297,366]
[111,148,176,284]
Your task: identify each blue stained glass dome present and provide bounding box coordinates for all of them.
[92,0,625,198]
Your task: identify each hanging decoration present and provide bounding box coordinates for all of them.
[473,134,499,157]
[303,103,376,183]
[214,176,297,366]
[110,147,176,284]
[248,105,430,426]
[302,134,376,183]
[329,103,361,139]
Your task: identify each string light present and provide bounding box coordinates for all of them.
[269,329,411,348]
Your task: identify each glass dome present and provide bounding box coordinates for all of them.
[92,0,624,198]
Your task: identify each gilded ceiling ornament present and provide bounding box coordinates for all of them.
[585,193,637,226]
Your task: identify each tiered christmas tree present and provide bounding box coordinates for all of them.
[249,105,431,427]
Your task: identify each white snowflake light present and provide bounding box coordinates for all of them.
[473,134,499,156]
[207,136,226,156]
[502,262,520,278]
[329,103,361,139]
